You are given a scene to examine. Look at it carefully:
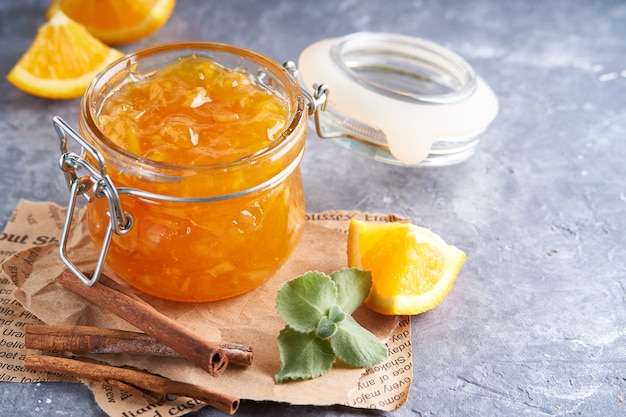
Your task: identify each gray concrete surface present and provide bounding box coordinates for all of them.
[1,0,626,416]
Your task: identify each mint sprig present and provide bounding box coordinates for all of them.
[274,268,388,383]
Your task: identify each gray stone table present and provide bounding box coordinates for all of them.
[1,0,625,416]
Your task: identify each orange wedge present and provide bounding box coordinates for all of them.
[6,11,123,99]
[47,0,176,44]
[348,219,466,315]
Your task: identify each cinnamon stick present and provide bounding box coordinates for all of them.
[25,324,253,366]
[58,269,228,376]
[24,354,239,415]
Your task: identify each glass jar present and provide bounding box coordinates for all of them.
[296,32,499,166]
[58,42,307,302]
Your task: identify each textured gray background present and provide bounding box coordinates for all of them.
[1,0,626,416]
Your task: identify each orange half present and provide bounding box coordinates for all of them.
[47,0,176,44]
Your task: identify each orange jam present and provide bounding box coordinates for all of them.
[80,45,307,302]
[98,56,289,167]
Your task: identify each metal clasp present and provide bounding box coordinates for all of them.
[283,61,388,149]
[283,61,331,138]
[53,116,133,286]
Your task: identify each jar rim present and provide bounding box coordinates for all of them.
[330,32,477,104]
[80,41,306,172]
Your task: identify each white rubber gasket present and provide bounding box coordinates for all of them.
[298,33,499,165]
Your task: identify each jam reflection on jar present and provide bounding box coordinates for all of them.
[78,43,308,302]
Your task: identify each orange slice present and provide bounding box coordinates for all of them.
[348,219,466,315]
[47,0,176,44]
[6,11,123,99]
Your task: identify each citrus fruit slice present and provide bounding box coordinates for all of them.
[6,11,123,99]
[47,0,176,44]
[348,218,466,315]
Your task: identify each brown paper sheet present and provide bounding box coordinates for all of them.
[0,200,413,415]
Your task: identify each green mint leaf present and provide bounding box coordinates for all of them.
[316,316,338,339]
[275,271,337,333]
[275,327,335,383]
[275,268,385,383]
[328,304,346,324]
[330,268,373,315]
[316,305,346,339]
[331,315,388,367]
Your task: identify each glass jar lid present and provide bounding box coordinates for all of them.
[297,32,499,166]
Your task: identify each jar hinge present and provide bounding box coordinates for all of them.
[283,61,388,150]
[283,61,332,138]
[53,116,133,286]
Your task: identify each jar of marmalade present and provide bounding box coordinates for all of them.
[57,42,307,302]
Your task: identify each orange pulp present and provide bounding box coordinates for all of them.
[85,54,306,302]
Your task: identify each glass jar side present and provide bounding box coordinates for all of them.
[84,169,306,301]
[77,42,308,302]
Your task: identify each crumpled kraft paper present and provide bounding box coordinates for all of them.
[0,200,413,416]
